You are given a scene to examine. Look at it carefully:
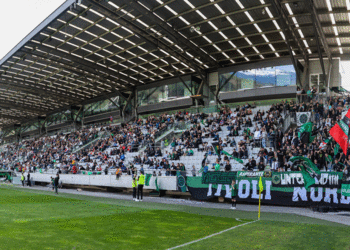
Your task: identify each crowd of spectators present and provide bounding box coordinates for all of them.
[0,87,350,178]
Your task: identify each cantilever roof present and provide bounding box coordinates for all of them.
[0,0,348,127]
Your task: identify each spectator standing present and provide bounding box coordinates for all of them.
[21,173,25,186]
[231,180,237,210]
[27,172,31,187]
[136,171,145,201]
[132,177,137,201]
[54,174,60,194]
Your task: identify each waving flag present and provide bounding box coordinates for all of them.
[212,142,220,156]
[298,122,315,144]
[290,156,321,189]
[222,150,243,164]
[319,138,330,150]
[330,109,350,155]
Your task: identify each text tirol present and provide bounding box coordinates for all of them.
[186,171,350,208]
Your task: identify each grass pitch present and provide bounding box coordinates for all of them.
[0,185,349,250]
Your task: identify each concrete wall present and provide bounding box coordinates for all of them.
[219,85,296,103]
[308,58,341,88]
[30,173,178,191]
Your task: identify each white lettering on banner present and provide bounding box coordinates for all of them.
[251,180,263,200]
[281,173,304,185]
[238,172,264,177]
[265,181,272,200]
[333,175,339,186]
[310,187,323,202]
[292,187,307,201]
[324,188,338,204]
[296,176,303,185]
[238,180,250,198]
[315,174,339,186]
[320,174,328,185]
[340,195,350,205]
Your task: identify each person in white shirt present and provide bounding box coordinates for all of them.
[254,129,261,140]
[271,159,278,171]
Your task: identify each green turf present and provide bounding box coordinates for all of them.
[0,187,243,250]
[180,220,350,250]
[0,185,348,250]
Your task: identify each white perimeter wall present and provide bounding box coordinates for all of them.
[30,173,178,191]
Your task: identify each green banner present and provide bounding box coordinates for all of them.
[272,171,342,188]
[145,174,152,186]
[237,171,267,178]
[341,184,350,197]
[155,178,159,192]
[177,171,187,192]
[202,171,237,184]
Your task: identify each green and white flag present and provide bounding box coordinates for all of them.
[222,150,243,164]
[341,184,350,197]
[290,156,321,189]
[212,142,220,156]
[319,138,331,150]
[155,177,159,192]
[334,143,340,156]
[298,122,315,144]
[145,174,152,186]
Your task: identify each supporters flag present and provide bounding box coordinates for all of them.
[319,138,330,150]
[176,171,187,192]
[329,109,350,155]
[145,174,152,186]
[212,142,220,156]
[290,156,321,189]
[222,150,243,164]
[155,177,159,192]
[298,122,315,144]
[334,143,340,156]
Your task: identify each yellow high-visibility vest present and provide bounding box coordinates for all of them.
[138,174,145,185]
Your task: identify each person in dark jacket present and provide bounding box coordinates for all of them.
[54,174,60,194]
[27,172,31,187]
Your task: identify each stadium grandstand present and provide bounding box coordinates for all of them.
[0,0,350,249]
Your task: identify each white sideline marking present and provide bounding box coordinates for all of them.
[167,220,257,250]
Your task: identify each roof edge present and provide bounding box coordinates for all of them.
[0,0,76,66]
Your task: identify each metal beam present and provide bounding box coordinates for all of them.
[307,0,332,89]
[0,0,76,66]
[0,100,47,114]
[270,0,304,85]
[0,77,77,103]
[307,1,332,61]
[120,0,219,68]
[0,114,22,121]
[289,8,350,18]
[27,42,139,87]
[0,83,67,108]
[309,7,326,83]
[178,4,272,32]
[87,0,207,77]
[271,0,307,63]
[167,62,194,96]
[295,21,350,29]
[22,50,131,92]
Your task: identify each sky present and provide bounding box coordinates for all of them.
[0,0,65,61]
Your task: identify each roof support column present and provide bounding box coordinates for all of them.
[307,0,333,94]
[270,0,305,87]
